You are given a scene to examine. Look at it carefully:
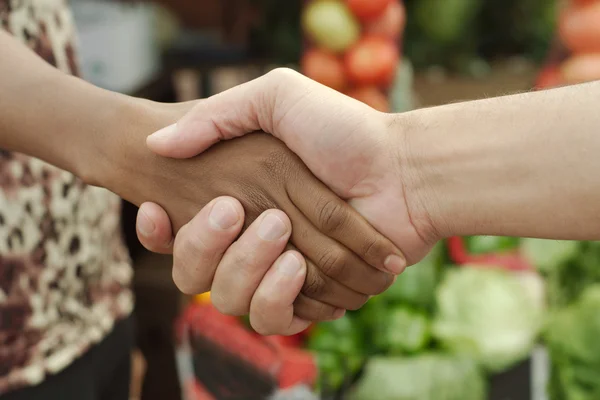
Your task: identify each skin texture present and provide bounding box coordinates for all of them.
[0,31,402,330]
[146,68,432,265]
[94,127,401,322]
[143,70,600,336]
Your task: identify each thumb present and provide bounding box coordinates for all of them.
[146,71,281,158]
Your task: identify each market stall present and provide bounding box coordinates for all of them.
[160,0,600,398]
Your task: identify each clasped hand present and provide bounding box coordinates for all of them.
[128,69,437,335]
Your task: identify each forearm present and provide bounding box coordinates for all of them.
[0,30,146,179]
[400,81,600,240]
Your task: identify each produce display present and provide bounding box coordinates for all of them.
[304,241,548,399]
[403,0,557,75]
[301,0,405,112]
[545,285,600,400]
[174,2,600,399]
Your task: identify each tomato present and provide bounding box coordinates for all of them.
[561,53,600,84]
[303,0,360,52]
[559,2,600,53]
[301,48,347,91]
[345,36,400,87]
[535,66,565,89]
[347,86,390,112]
[573,0,597,5]
[346,0,393,21]
[364,1,406,39]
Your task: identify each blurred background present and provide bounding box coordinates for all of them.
[76,0,600,398]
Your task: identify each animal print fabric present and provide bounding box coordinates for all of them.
[0,0,133,393]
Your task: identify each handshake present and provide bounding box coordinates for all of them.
[96,68,433,336]
[89,68,600,336]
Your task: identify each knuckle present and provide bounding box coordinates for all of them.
[295,298,336,322]
[267,67,300,82]
[211,291,245,316]
[301,269,326,299]
[250,306,276,336]
[317,199,348,234]
[317,248,351,280]
[172,267,202,295]
[362,236,386,264]
[174,231,207,266]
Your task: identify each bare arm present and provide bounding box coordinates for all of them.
[0,30,144,178]
[402,80,600,241]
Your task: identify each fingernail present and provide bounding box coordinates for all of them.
[209,199,240,230]
[384,254,406,274]
[333,309,346,319]
[137,210,155,237]
[147,123,178,144]
[257,213,288,241]
[277,253,302,278]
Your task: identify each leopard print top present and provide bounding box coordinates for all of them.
[0,0,133,393]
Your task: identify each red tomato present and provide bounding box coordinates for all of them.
[561,53,600,84]
[365,1,406,39]
[559,2,600,53]
[301,48,347,92]
[345,36,400,87]
[346,0,393,21]
[347,86,390,112]
[535,66,565,89]
[572,0,597,5]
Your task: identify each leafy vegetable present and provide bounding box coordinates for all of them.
[432,266,543,373]
[373,306,431,355]
[381,241,443,310]
[306,315,364,355]
[348,354,486,400]
[521,238,580,274]
[466,236,520,255]
[524,240,600,307]
[545,285,600,400]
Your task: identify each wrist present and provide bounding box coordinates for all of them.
[83,93,196,204]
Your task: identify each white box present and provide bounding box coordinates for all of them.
[71,1,160,94]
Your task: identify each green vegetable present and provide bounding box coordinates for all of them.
[413,0,483,44]
[545,285,600,400]
[314,351,346,393]
[521,238,580,274]
[526,240,600,308]
[381,242,442,310]
[306,315,363,355]
[432,266,542,373]
[349,354,486,400]
[373,306,431,355]
[466,236,520,255]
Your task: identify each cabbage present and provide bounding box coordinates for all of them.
[545,285,600,400]
[348,354,486,400]
[432,266,543,372]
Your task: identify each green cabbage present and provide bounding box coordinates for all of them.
[349,354,486,400]
[432,266,543,372]
[545,285,600,400]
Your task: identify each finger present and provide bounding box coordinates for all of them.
[171,197,244,294]
[136,202,174,254]
[293,294,346,322]
[288,176,407,275]
[210,210,291,316]
[282,193,395,296]
[146,76,268,158]
[145,68,311,159]
[301,254,369,311]
[249,251,312,336]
